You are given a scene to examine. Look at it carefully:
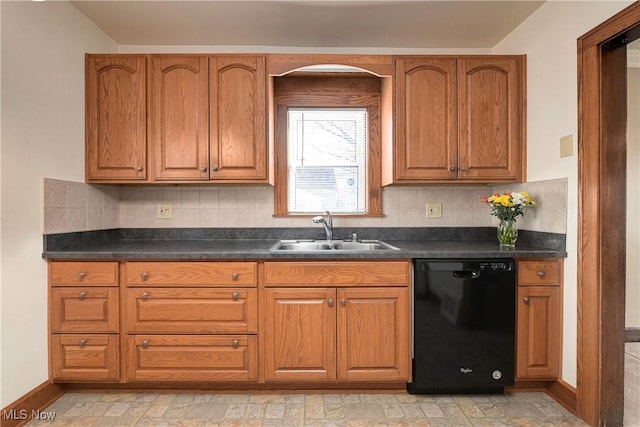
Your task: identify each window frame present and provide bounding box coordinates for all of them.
[273,73,382,217]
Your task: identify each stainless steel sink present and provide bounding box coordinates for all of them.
[270,239,400,252]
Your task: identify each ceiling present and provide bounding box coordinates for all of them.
[71,1,546,49]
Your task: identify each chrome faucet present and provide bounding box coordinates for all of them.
[312,210,333,243]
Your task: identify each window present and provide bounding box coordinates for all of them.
[274,73,382,216]
[287,108,368,214]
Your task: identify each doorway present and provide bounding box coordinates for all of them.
[577,2,640,426]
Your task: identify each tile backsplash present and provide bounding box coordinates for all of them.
[43,178,120,234]
[42,178,567,235]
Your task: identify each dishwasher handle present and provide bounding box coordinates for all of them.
[452,270,480,279]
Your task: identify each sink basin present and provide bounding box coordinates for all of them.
[270,239,400,252]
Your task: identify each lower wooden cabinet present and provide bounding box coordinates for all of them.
[123,261,259,382]
[516,258,563,380]
[51,334,119,381]
[263,288,337,381]
[337,287,410,381]
[125,335,257,381]
[49,261,120,382]
[262,260,412,383]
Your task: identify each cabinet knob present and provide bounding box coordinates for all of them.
[231,292,239,301]
[136,166,143,172]
[77,272,86,280]
[449,165,457,172]
[327,299,334,307]
[211,165,219,172]
[141,292,149,300]
[460,166,469,171]
[232,339,239,349]
[78,291,87,300]
[340,298,347,307]
[141,272,149,281]
[141,340,149,349]
[537,271,546,278]
[79,338,87,347]
[523,296,530,304]
[231,272,239,281]
[200,166,207,173]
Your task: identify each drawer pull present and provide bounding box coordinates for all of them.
[231,292,239,301]
[537,271,546,278]
[77,272,86,280]
[523,296,530,304]
[340,298,347,307]
[232,339,239,349]
[141,340,149,349]
[78,291,87,300]
[328,299,334,307]
[140,272,149,281]
[141,292,149,300]
[79,338,87,347]
[231,272,239,281]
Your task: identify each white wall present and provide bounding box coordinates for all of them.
[494,0,634,387]
[0,1,117,407]
[628,66,640,328]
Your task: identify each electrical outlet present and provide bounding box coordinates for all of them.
[426,203,442,219]
[157,204,173,219]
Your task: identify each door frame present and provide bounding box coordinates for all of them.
[577,2,640,425]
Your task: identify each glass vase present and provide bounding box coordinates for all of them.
[497,219,518,248]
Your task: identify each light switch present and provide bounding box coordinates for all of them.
[560,134,574,158]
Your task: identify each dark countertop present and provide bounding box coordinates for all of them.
[42,228,567,260]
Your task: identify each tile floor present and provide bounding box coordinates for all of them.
[23,343,640,427]
[25,391,587,427]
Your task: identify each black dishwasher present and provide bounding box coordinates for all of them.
[408,259,516,394]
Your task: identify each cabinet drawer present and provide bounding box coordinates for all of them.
[51,334,119,381]
[126,288,257,333]
[126,335,257,382]
[518,260,561,285]
[264,261,410,287]
[126,262,257,287]
[51,288,119,333]
[50,262,118,287]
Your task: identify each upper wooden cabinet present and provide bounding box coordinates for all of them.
[150,55,268,182]
[392,55,526,184]
[210,56,267,182]
[87,54,268,184]
[150,56,209,180]
[86,55,147,181]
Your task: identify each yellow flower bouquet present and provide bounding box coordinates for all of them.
[482,192,536,247]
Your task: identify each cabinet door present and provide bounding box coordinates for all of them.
[395,57,457,181]
[150,56,209,180]
[86,55,146,181]
[51,334,119,381]
[210,56,267,181]
[51,288,119,333]
[263,288,336,381]
[458,56,524,181]
[337,288,410,381]
[516,286,561,379]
